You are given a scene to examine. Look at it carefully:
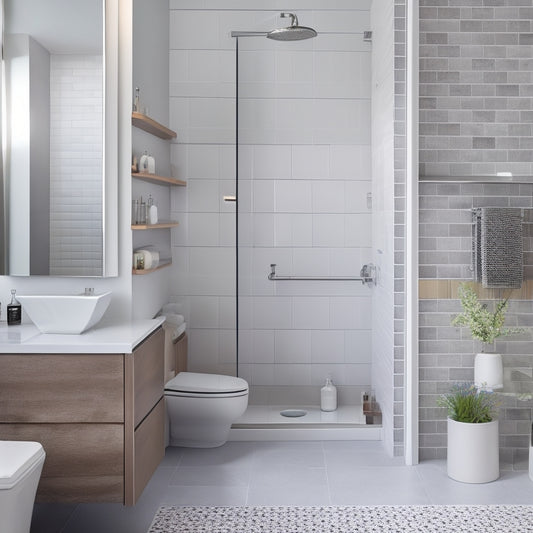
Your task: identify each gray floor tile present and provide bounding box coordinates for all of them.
[248,464,330,506]
[61,501,160,533]
[252,440,326,468]
[158,485,248,506]
[29,442,533,533]
[416,461,533,505]
[169,464,252,487]
[328,465,431,505]
[158,446,184,467]
[30,503,77,533]
[324,440,405,468]
[178,441,256,467]
[247,465,330,505]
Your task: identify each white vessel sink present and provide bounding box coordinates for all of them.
[17,292,112,334]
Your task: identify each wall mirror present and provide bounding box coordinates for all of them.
[1,0,118,276]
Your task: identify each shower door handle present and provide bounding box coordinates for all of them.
[223,195,237,202]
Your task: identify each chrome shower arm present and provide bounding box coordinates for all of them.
[280,12,298,27]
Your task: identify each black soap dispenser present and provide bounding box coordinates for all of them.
[7,289,21,325]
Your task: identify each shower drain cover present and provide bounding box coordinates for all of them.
[280,409,307,418]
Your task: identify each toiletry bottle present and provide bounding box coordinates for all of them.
[320,377,337,412]
[362,392,370,413]
[7,289,21,326]
[147,154,156,174]
[133,86,140,113]
[139,197,147,225]
[148,194,158,224]
[139,151,148,172]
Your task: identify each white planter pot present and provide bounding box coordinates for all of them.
[447,417,499,483]
[474,353,503,390]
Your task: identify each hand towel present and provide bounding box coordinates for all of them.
[480,207,523,288]
[160,303,182,315]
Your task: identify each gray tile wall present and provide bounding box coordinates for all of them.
[419,0,533,177]
[419,182,533,279]
[419,183,533,467]
[418,0,533,467]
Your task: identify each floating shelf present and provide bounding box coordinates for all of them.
[132,261,172,275]
[132,172,186,187]
[131,221,179,230]
[132,112,177,139]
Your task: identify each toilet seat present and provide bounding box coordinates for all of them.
[0,441,45,490]
[165,372,248,399]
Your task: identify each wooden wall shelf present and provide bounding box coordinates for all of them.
[132,261,172,275]
[132,172,186,187]
[132,112,177,140]
[131,221,179,230]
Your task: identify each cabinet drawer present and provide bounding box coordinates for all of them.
[132,327,164,428]
[0,354,124,423]
[0,423,124,502]
[132,398,165,504]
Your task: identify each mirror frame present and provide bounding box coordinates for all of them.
[0,0,118,277]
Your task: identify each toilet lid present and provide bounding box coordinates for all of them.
[0,441,45,490]
[165,372,248,395]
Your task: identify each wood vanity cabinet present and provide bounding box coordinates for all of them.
[0,327,165,506]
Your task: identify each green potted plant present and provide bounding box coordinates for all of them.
[452,283,522,390]
[438,383,500,483]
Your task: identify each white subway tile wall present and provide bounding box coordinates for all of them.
[49,55,103,276]
[169,1,375,407]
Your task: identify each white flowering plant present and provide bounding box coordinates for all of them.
[452,283,523,347]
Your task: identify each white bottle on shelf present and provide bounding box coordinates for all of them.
[139,151,148,172]
[320,377,337,412]
[147,154,156,174]
[148,194,158,225]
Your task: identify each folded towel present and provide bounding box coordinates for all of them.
[163,320,186,342]
[160,303,182,315]
[162,313,184,327]
[480,207,523,288]
[174,322,186,341]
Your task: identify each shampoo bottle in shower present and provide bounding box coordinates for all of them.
[321,377,337,412]
[7,289,21,325]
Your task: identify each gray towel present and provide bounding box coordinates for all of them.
[480,207,523,289]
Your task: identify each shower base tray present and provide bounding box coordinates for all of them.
[230,405,382,441]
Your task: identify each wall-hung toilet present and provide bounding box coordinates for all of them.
[0,441,46,533]
[165,372,249,448]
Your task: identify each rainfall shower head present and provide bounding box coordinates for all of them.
[267,12,317,41]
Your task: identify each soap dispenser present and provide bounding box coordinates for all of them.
[320,376,337,412]
[7,289,21,326]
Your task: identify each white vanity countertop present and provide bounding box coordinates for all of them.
[0,317,165,354]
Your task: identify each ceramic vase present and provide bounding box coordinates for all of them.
[447,417,499,483]
[474,352,503,391]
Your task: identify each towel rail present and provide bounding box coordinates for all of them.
[267,264,376,286]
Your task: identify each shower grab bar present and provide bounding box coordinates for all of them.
[268,263,376,286]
